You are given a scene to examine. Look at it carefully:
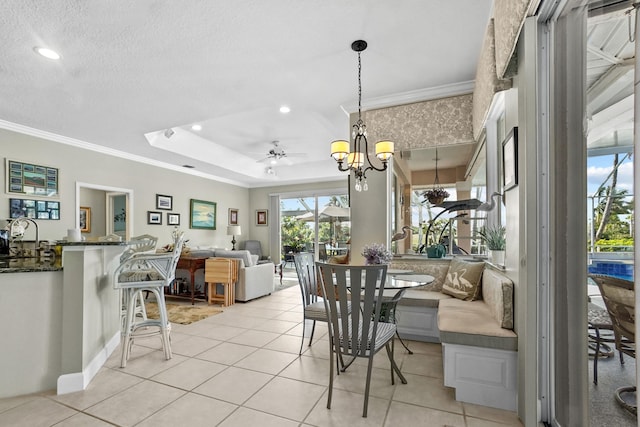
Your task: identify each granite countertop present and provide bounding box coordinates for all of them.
[56,241,128,246]
[0,257,62,273]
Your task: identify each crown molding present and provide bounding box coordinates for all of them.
[341,80,476,115]
[0,119,250,188]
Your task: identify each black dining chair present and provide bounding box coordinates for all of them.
[316,262,405,417]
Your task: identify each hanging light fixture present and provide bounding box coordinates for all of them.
[330,40,394,192]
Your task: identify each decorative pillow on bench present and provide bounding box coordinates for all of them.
[441,258,485,301]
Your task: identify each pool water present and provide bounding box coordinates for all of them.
[588,262,633,281]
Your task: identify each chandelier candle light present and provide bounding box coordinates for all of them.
[330,40,394,192]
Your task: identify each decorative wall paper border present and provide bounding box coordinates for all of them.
[364,94,474,151]
[472,18,513,140]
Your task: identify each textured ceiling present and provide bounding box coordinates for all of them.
[0,0,494,187]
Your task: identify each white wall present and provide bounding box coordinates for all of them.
[0,128,249,249]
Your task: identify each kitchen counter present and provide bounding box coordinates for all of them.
[0,257,62,273]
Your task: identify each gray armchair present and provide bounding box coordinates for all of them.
[244,240,270,264]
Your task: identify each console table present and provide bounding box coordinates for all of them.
[176,255,208,305]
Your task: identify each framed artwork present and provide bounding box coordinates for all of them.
[148,211,162,225]
[256,209,268,226]
[156,194,173,210]
[190,199,217,230]
[79,206,91,232]
[10,198,60,220]
[229,208,238,225]
[167,213,180,226]
[502,127,518,191]
[6,159,59,197]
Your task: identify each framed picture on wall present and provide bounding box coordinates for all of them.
[148,211,162,225]
[6,159,59,197]
[229,208,238,225]
[502,127,518,191]
[256,209,268,226]
[190,199,216,229]
[79,206,91,232]
[156,194,173,210]
[167,213,180,226]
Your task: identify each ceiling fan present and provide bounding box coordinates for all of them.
[257,141,306,165]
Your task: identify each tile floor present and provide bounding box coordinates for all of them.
[0,285,523,427]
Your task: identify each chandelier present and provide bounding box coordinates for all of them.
[330,40,394,192]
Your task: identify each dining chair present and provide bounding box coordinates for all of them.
[589,274,636,414]
[114,232,184,368]
[293,253,329,354]
[316,262,405,417]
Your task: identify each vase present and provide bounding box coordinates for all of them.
[488,250,505,266]
[426,244,445,258]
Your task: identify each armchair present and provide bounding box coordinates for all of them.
[245,240,270,264]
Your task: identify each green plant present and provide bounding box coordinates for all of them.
[478,226,506,251]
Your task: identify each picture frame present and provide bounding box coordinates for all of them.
[190,199,217,229]
[156,194,173,210]
[256,209,268,226]
[167,213,180,226]
[502,127,518,192]
[148,211,162,225]
[79,206,91,232]
[6,159,59,197]
[229,208,238,225]
[10,198,60,220]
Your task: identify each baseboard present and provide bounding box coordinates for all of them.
[57,331,120,395]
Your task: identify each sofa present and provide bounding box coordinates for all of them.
[178,248,275,302]
[390,256,517,411]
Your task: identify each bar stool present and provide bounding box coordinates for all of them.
[114,233,184,368]
[205,258,237,306]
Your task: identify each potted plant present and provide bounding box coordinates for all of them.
[478,226,506,265]
[422,187,450,205]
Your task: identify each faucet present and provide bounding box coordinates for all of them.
[5,217,39,257]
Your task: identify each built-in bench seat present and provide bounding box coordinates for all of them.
[390,257,518,411]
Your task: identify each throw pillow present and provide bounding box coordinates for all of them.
[441,259,485,301]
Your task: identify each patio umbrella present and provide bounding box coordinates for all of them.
[294,205,350,243]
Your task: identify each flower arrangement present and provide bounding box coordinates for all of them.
[422,187,450,205]
[361,243,392,265]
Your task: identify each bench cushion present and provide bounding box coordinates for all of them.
[441,259,485,301]
[398,290,453,308]
[438,299,517,351]
[482,269,514,329]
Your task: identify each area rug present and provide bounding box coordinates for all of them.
[144,302,223,325]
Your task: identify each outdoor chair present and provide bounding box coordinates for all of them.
[114,232,184,368]
[283,245,295,268]
[316,262,405,417]
[590,274,636,415]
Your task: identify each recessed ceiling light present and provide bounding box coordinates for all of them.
[34,47,61,60]
[191,124,202,131]
[279,106,291,114]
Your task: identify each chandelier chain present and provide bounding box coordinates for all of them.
[357,51,362,122]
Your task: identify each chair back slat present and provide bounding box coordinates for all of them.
[317,262,388,358]
[294,253,318,306]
